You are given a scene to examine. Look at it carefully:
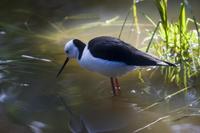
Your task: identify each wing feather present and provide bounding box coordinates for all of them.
[88,36,175,66]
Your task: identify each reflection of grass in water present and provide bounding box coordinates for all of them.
[0,11,131,43]
[144,0,200,87]
[0,6,148,44]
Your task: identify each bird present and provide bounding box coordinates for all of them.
[56,36,175,96]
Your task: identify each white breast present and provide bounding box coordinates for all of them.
[78,46,136,77]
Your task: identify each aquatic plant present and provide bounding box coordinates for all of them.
[144,0,200,86]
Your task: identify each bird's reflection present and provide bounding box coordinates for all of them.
[61,97,172,133]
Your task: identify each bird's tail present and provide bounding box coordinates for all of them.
[160,60,176,67]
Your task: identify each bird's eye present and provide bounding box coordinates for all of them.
[66,50,69,54]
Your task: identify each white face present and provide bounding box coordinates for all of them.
[64,40,79,59]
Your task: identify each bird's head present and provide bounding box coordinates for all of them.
[57,39,86,77]
[64,39,79,59]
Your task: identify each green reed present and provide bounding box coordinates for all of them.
[145,0,200,86]
[133,0,140,33]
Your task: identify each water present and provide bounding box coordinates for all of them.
[0,0,200,133]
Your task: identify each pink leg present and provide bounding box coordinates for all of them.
[110,77,116,96]
[114,78,120,95]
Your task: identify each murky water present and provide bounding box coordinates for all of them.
[0,0,200,133]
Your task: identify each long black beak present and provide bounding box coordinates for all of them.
[56,57,69,78]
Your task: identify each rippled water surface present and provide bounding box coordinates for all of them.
[0,0,200,133]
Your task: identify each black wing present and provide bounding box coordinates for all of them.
[88,36,175,66]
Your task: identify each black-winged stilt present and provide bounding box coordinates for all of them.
[57,36,175,96]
